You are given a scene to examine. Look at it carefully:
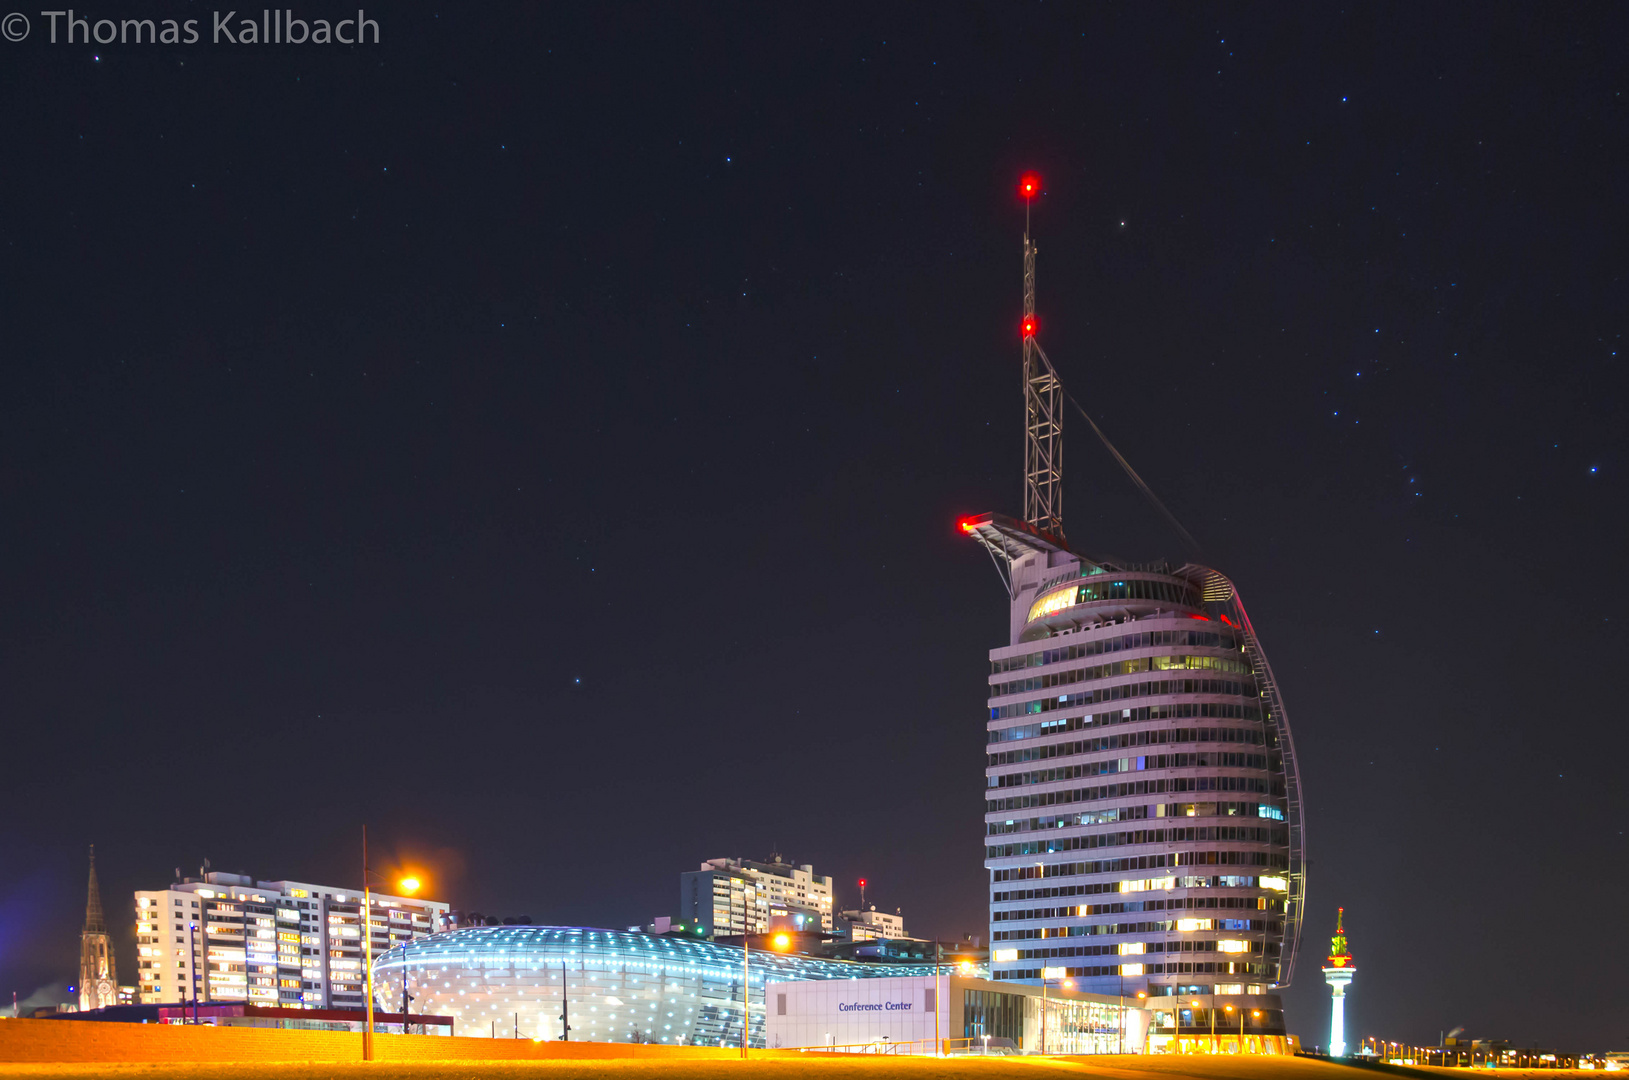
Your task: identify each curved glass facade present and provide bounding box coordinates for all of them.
[370,925,942,1046]
[986,558,1305,999]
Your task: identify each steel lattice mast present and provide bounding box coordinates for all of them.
[1020,176,1064,539]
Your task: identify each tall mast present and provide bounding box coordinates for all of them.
[1019,174,1064,539]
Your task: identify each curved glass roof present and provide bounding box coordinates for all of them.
[375,924,942,981]
[368,925,957,1047]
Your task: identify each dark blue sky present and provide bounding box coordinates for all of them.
[2,1,1624,1048]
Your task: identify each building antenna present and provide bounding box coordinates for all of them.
[1019,173,1064,540]
[1017,171,1201,554]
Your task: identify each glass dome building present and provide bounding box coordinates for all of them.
[370,925,944,1046]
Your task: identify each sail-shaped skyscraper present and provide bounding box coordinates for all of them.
[961,177,1307,1050]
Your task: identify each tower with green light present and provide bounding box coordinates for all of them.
[1321,908,1355,1056]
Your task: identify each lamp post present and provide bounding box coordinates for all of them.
[397,876,420,1036]
[1192,999,1215,1054]
[187,923,199,1025]
[362,826,373,1061]
[240,889,251,1010]
[559,962,570,1041]
[1039,973,1073,1055]
[938,944,951,1062]
[359,826,422,1058]
[401,954,412,1036]
[740,930,749,1059]
[1225,1005,1244,1054]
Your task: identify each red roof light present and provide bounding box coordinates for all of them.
[1019,173,1041,199]
[1022,315,1037,337]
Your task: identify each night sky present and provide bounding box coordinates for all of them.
[2,1,1626,1050]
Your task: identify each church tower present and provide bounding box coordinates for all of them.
[79,845,117,1012]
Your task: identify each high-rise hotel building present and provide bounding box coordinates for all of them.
[134,870,448,1008]
[965,513,1308,1000]
[678,857,834,938]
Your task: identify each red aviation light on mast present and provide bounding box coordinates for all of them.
[1021,314,1037,338]
[1019,173,1041,200]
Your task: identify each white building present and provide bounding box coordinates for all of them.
[678,857,832,937]
[765,973,1148,1054]
[836,906,906,942]
[134,870,447,1009]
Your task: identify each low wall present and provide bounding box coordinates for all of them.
[0,1018,765,1063]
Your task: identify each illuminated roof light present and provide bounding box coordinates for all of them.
[1019,173,1040,199]
[1022,315,1037,338]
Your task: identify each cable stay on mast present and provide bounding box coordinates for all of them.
[1028,339,1202,555]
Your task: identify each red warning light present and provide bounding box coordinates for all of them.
[958,517,977,534]
[1022,315,1037,337]
[1019,173,1041,199]
[858,879,867,888]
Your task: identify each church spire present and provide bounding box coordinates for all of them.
[79,845,116,1011]
[84,844,106,934]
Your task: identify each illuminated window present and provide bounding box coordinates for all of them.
[1217,940,1250,953]
[1176,919,1212,932]
[1027,586,1082,622]
[1120,963,1144,976]
[993,949,1018,962]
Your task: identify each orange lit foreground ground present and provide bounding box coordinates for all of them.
[0,1023,1602,1080]
[0,1060,1609,1080]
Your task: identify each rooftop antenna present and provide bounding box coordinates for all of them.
[1019,173,1064,540]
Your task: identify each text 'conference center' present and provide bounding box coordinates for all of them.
[964,513,1307,999]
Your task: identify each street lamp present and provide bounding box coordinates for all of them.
[187,923,199,1025]
[740,928,792,1059]
[740,930,750,1059]
[1127,990,1146,1055]
[1040,972,1073,1055]
[1192,999,1216,1054]
[359,826,424,1059]
[1225,1005,1241,1054]
[392,876,422,1037]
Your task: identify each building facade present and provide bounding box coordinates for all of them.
[766,973,1161,1054]
[133,870,447,1008]
[678,857,833,938]
[835,907,906,942]
[965,515,1308,1003]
